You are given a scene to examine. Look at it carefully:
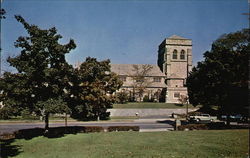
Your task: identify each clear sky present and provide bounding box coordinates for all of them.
[1,0,249,72]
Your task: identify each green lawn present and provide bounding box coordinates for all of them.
[113,102,197,109]
[2,130,248,158]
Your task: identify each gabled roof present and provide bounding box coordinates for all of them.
[110,64,165,76]
[167,35,189,40]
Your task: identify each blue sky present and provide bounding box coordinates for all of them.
[1,0,249,72]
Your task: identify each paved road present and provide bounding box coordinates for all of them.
[0,119,174,134]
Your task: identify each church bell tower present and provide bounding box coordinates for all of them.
[157,35,192,103]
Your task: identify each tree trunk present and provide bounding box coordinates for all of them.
[65,113,68,127]
[226,114,230,126]
[186,103,189,120]
[45,113,49,131]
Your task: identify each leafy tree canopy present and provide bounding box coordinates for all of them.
[69,57,122,120]
[0,15,76,129]
[187,29,249,117]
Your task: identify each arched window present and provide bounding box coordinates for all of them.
[172,50,177,59]
[180,50,185,59]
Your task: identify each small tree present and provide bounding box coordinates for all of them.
[131,64,153,102]
[69,57,122,120]
[0,15,76,131]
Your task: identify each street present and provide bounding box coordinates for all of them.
[0,118,174,134]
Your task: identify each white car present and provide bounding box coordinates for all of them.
[189,114,217,123]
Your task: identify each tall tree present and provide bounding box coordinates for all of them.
[0,8,6,76]
[186,29,249,125]
[69,57,122,121]
[0,15,76,130]
[131,64,153,102]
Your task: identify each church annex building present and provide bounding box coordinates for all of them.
[111,35,192,103]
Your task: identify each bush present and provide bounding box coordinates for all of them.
[15,128,44,139]
[0,133,16,140]
[99,112,110,120]
[207,122,226,129]
[177,122,227,131]
[115,92,129,104]
[143,95,154,102]
[20,109,39,120]
[84,126,104,133]
[0,107,12,119]
[44,127,75,138]
[44,126,104,138]
[0,126,139,140]
[107,126,139,132]
[177,124,209,131]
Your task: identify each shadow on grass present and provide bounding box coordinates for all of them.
[0,139,23,158]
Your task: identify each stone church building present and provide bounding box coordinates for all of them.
[111,35,192,103]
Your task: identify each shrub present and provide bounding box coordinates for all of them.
[99,112,110,120]
[84,126,104,133]
[207,122,226,129]
[15,128,44,139]
[177,124,208,131]
[0,133,16,140]
[143,95,150,102]
[44,127,79,138]
[107,126,139,132]
[115,91,129,104]
[177,122,227,131]
[20,109,39,120]
[0,107,12,119]
[44,126,104,137]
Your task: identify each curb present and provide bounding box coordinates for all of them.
[140,128,174,132]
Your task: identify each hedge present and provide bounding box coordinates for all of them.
[107,126,140,132]
[0,126,139,140]
[44,126,104,138]
[177,124,208,131]
[15,128,45,139]
[177,122,226,131]
[0,133,16,140]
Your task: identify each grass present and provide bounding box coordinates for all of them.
[113,102,198,109]
[2,130,248,158]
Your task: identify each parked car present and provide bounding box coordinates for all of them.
[188,114,217,123]
[220,114,243,122]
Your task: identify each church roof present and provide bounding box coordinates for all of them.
[110,64,165,77]
[111,64,167,88]
[167,35,189,40]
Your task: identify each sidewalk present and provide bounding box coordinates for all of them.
[140,128,173,132]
